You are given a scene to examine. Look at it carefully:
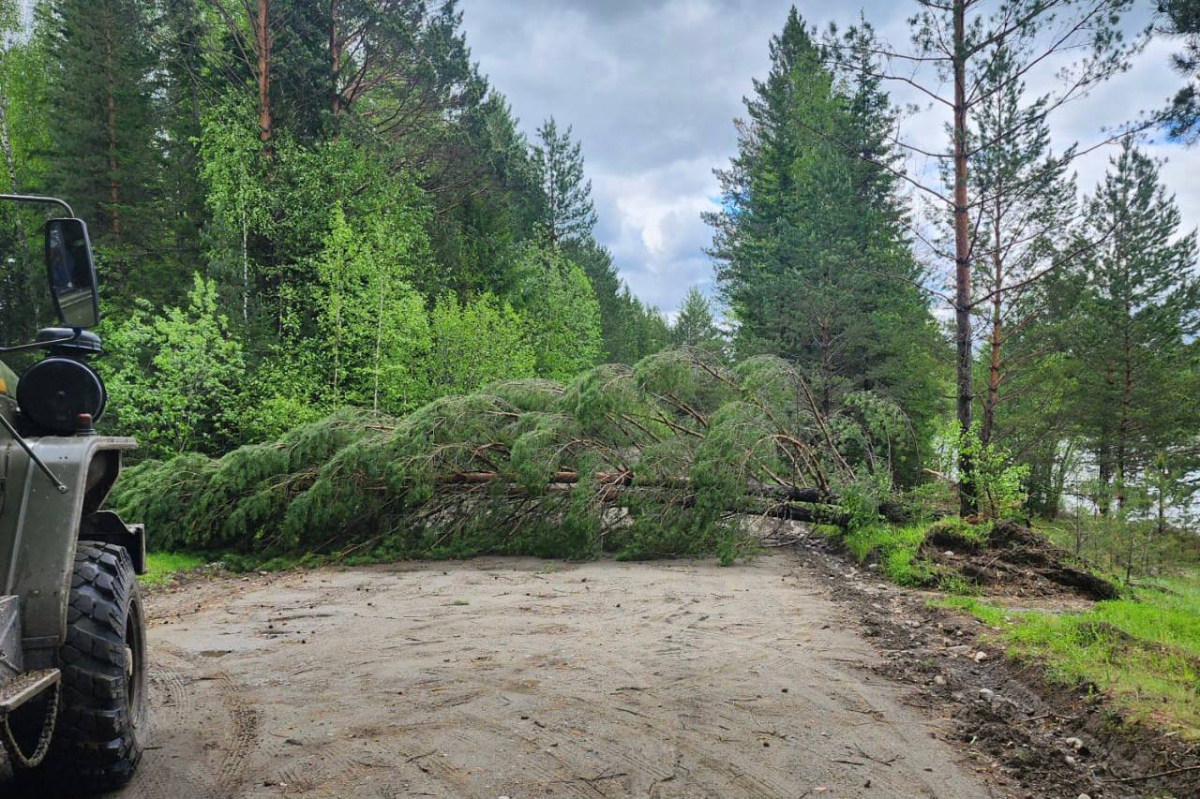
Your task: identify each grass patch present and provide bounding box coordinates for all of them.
[839,521,983,591]
[141,551,207,588]
[841,522,939,587]
[927,517,992,549]
[941,573,1200,738]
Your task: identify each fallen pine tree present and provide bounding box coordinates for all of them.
[108,350,915,562]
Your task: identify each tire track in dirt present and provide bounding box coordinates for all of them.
[212,671,260,794]
[0,555,1002,799]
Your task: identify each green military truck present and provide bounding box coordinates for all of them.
[0,195,148,793]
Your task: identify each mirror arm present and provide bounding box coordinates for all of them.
[0,328,81,355]
[0,193,74,217]
[0,413,68,493]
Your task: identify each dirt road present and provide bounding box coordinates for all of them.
[10,554,997,798]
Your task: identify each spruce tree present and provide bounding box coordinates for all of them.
[532,117,597,247]
[707,9,941,465]
[672,287,723,354]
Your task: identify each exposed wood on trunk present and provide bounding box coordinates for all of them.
[441,470,905,528]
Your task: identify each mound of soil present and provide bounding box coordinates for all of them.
[921,520,1119,600]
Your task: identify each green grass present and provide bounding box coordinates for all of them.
[940,573,1200,738]
[140,551,207,588]
[843,522,933,586]
[839,521,985,590]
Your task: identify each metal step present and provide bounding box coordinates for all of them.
[0,668,60,714]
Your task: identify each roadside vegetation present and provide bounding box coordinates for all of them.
[140,551,207,589]
[942,574,1200,739]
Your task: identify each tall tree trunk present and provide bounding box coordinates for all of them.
[1097,438,1112,516]
[256,0,272,157]
[1156,470,1166,536]
[982,192,1003,446]
[241,197,249,322]
[952,0,976,515]
[1116,304,1133,512]
[330,0,341,122]
[103,6,122,246]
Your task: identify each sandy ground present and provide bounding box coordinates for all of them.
[11,553,998,798]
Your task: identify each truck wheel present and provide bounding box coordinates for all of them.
[49,542,148,792]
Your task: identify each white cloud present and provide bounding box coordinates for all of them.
[461,0,1200,317]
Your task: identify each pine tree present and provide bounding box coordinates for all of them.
[42,0,161,296]
[156,0,208,280]
[829,0,1140,514]
[1159,0,1200,144]
[532,117,597,247]
[1072,143,1200,518]
[967,44,1077,447]
[672,287,723,354]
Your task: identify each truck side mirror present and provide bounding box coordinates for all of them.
[44,217,100,329]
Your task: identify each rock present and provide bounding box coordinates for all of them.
[1065,755,1077,767]
[1078,794,1091,799]
[1065,737,1084,750]
[933,675,946,686]
[978,688,995,702]
[974,651,988,663]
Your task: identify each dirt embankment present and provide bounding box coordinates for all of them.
[792,528,1199,799]
[921,520,1119,601]
[8,555,995,799]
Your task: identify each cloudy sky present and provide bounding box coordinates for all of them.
[460,0,1199,316]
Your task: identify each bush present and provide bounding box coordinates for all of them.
[101,275,246,458]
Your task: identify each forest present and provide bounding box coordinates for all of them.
[0,0,1196,584]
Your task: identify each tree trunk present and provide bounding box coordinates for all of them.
[982,191,1003,446]
[1096,436,1112,516]
[1117,304,1132,512]
[241,197,249,322]
[952,0,976,515]
[330,0,341,121]
[103,6,122,246]
[256,0,272,156]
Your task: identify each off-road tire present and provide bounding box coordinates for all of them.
[46,542,148,792]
